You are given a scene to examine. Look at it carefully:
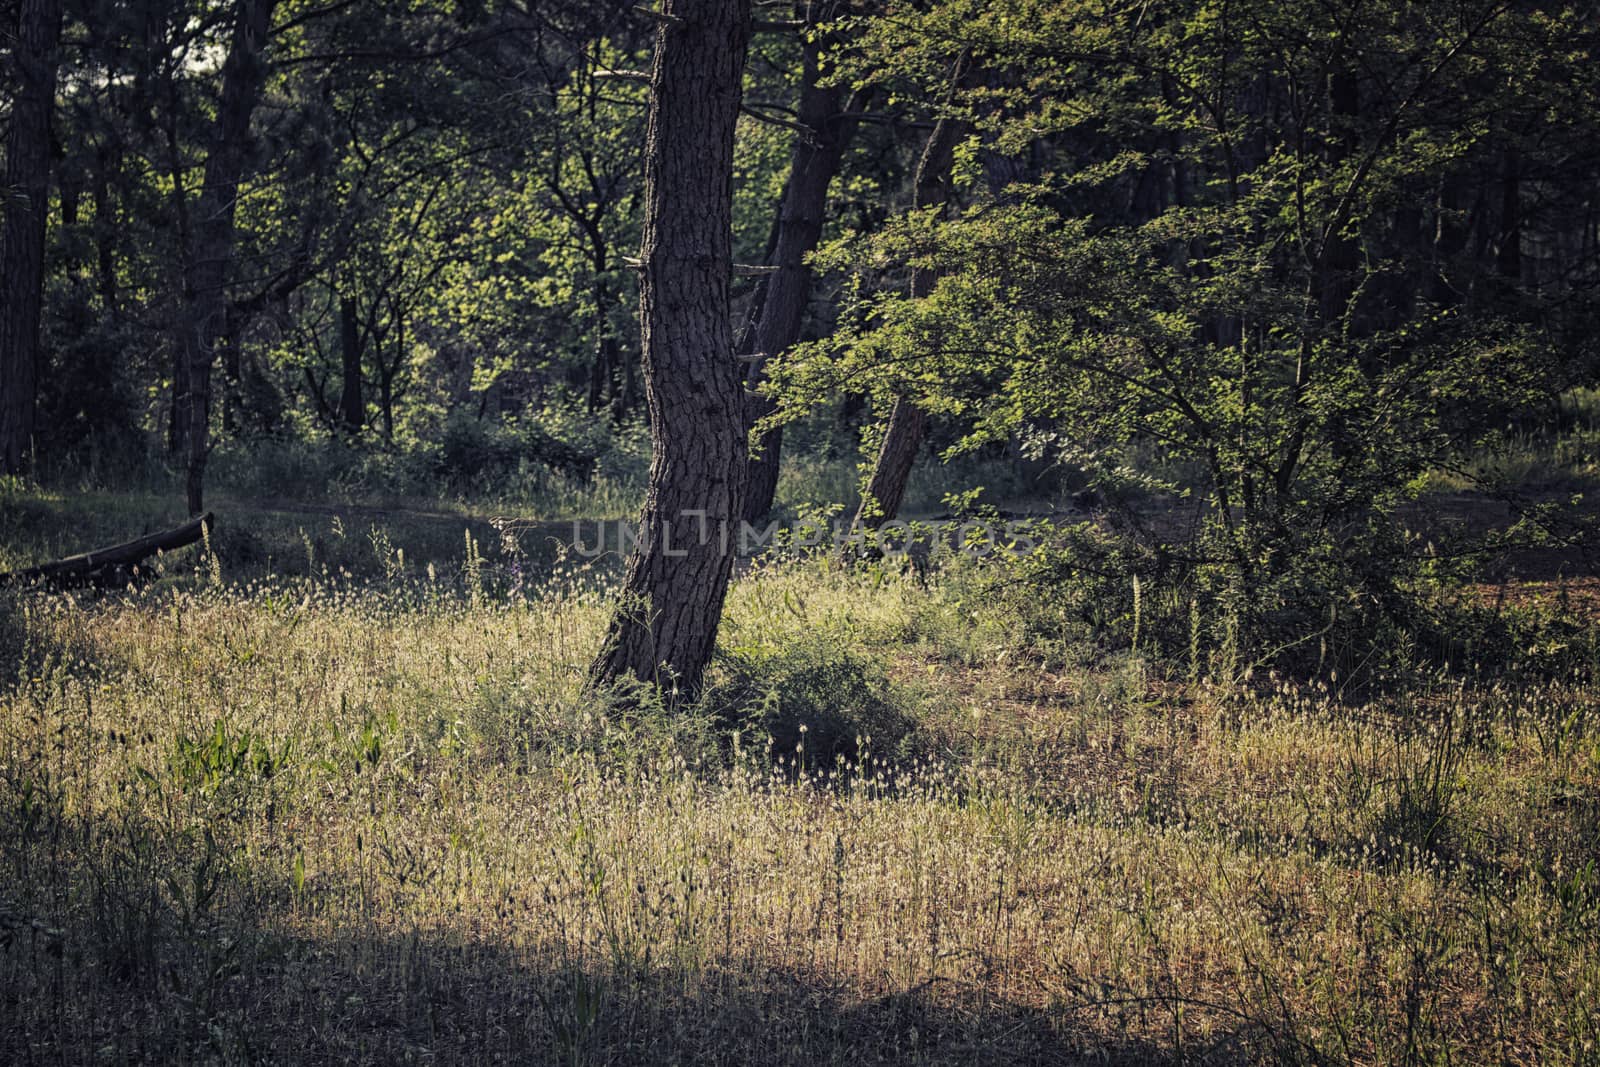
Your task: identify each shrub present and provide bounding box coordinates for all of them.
[709,630,915,769]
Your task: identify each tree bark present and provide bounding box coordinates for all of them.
[590,261,623,419]
[740,8,869,522]
[173,0,277,514]
[337,290,364,432]
[856,400,927,525]
[590,0,752,700]
[851,111,966,530]
[0,0,64,474]
[92,147,119,310]
[0,513,214,588]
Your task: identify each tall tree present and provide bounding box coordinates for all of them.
[170,0,278,514]
[0,0,65,474]
[591,0,753,700]
[850,107,965,529]
[336,289,363,432]
[740,1,869,522]
[771,0,1598,651]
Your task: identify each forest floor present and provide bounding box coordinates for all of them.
[2,483,1599,1064]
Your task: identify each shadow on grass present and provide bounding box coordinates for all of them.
[0,809,1276,1065]
[2,914,1277,1065]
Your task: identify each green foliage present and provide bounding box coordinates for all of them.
[433,408,610,492]
[36,5,671,491]
[8,3,1600,1058]
[196,404,649,514]
[713,628,915,770]
[767,0,1596,668]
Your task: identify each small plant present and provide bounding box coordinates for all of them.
[710,628,915,768]
[1371,708,1468,863]
[464,529,484,609]
[537,967,610,1067]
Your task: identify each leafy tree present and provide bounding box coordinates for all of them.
[167,0,279,514]
[769,0,1600,653]
[738,0,875,522]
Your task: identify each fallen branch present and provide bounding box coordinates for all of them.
[0,513,215,588]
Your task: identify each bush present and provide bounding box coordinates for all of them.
[435,413,597,491]
[708,630,915,769]
[203,401,649,509]
[973,507,1600,688]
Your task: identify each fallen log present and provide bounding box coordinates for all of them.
[0,513,214,588]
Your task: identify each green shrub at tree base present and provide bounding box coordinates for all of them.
[708,629,917,770]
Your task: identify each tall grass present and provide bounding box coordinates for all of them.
[1,522,1598,1063]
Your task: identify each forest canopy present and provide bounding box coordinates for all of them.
[2,0,1597,671]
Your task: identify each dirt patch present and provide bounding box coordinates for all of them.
[1467,576,1600,621]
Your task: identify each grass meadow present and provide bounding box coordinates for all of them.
[1,488,1598,1065]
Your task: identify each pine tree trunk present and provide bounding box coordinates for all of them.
[590,261,623,419]
[590,0,753,701]
[743,419,786,522]
[0,0,64,474]
[851,113,966,531]
[338,292,364,432]
[173,0,277,514]
[856,400,927,525]
[741,7,868,522]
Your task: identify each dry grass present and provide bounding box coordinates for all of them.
[1,539,1599,1064]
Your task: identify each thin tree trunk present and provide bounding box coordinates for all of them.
[741,16,869,522]
[1497,147,1522,284]
[92,147,118,309]
[0,0,64,474]
[387,309,402,443]
[589,256,623,419]
[380,369,395,444]
[620,345,639,414]
[586,247,610,414]
[1317,69,1361,330]
[1275,65,1367,505]
[851,111,966,530]
[337,291,364,432]
[587,313,608,413]
[219,310,243,436]
[591,0,753,701]
[173,0,277,514]
[1430,171,1470,306]
[857,401,927,525]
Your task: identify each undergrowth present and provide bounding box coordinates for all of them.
[1,503,1598,1064]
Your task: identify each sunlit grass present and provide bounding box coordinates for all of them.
[1,527,1598,1062]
